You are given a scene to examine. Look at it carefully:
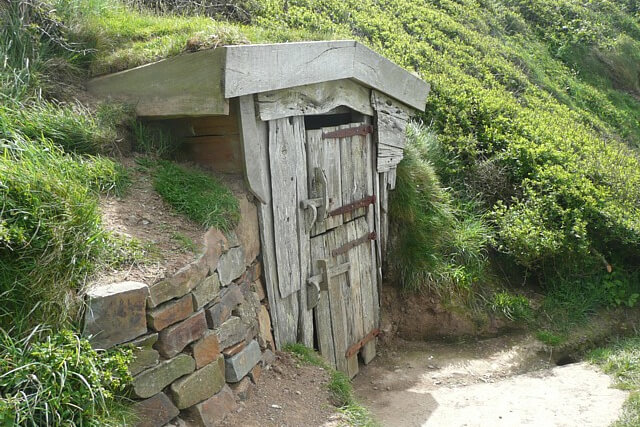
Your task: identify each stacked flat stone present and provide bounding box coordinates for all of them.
[83,197,275,427]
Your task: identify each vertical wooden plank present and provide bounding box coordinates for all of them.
[307,127,343,235]
[379,172,389,256]
[238,95,269,203]
[310,233,336,368]
[269,117,305,299]
[252,116,299,348]
[296,120,314,348]
[326,229,352,376]
[340,126,355,223]
[356,217,377,364]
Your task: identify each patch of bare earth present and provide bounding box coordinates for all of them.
[220,352,343,427]
[95,156,205,286]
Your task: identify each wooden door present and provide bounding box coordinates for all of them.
[304,122,379,378]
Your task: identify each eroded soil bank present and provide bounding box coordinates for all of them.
[353,333,627,427]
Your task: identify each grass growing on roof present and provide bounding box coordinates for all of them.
[284,343,377,426]
[153,160,240,232]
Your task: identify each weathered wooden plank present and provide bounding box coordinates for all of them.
[340,128,355,223]
[379,173,390,255]
[88,49,228,117]
[387,168,397,190]
[371,89,414,121]
[365,118,382,330]
[257,80,374,121]
[225,41,356,99]
[253,116,298,349]
[183,135,243,173]
[269,117,306,299]
[355,216,377,364]
[346,221,365,346]
[238,95,269,204]
[295,122,314,348]
[326,229,355,377]
[306,128,343,235]
[311,233,336,368]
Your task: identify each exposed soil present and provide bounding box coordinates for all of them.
[219,352,343,427]
[353,333,628,426]
[95,156,205,286]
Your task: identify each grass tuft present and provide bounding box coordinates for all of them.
[153,160,239,232]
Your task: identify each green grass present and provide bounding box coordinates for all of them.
[171,232,199,254]
[589,336,640,426]
[284,343,377,426]
[153,160,240,232]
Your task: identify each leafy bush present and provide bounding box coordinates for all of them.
[0,327,133,426]
[490,291,532,321]
[153,161,240,231]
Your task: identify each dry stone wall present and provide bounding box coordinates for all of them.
[83,197,275,427]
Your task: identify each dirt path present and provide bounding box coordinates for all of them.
[353,333,628,427]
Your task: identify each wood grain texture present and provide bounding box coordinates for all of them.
[257,80,373,121]
[88,49,228,117]
[238,95,269,203]
[269,117,307,299]
[310,233,336,368]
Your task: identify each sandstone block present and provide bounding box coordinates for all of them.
[148,257,208,308]
[247,261,262,282]
[84,281,148,349]
[184,385,237,427]
[235,196,260,266]
[156,311,207,358]
[192,273,220,310]
[204,227,227,273]
[222,341,245,357]
[190,330,220,369]
[170,355,225,409]
[134,392,179,427]
[205,302,232,329]
[249,363,262,384]
[147,294,193,332]
[129,347,159,376]
[230,376,254,401]
[130,333,158,348]
[225,231,240,249]
[133,354,195,399]
[257,305,275,350]
[216,316,247,350]
[217,247,245,286]
[221,284,245,308]
[250,279,266,302]
[225,339,261,383]
[261,349,276,367]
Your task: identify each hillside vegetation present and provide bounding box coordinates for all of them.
[2,0,640,422]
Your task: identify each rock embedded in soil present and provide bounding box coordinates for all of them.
[170,355,226,409]
[185,384,237,427]
[258,305,275,350]
[83,281,149,349]
[225,339,261,383]
[147,293,194,331]
[133,392,179,427]
[230,376,255,401]
[217,247,246,285]
[133,354,195,399]
[204,227,227,273]
[156,310,208,358]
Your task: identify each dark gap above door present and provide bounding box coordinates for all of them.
[304,109,366,130]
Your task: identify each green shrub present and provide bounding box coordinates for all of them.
[0,327,134,426]
[0,135,132,328]
[153,161,239,231]
[490,291,532,321]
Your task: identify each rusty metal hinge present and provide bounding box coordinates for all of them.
[322,124,373,139]
[345,329,380,358]
[328,195,376,217]
[332,232,377,257]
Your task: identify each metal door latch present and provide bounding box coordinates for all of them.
[300,167,329,232]
[306,258,350,309]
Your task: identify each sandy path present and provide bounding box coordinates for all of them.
[353,334,627,427]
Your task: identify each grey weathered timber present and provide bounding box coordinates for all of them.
[379,173,390,255]
[372,91,410,173]
[225,41,429,111]
[269,117,306,299]
[257,80,374,121]
[87,49,228,117]
[238,95,269,204]
[254,115,298,348]
[310,233,336,368]
[306,129,343,234]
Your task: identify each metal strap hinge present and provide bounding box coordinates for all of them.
[345,329,380,358]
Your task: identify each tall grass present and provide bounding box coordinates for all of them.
[389,124,492,294]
